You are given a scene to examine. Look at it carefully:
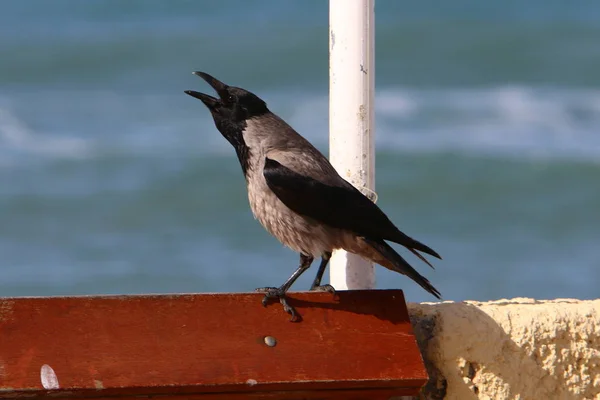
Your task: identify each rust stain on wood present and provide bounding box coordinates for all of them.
[0,290,427,399]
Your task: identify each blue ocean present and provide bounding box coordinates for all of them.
[1,1,599,302]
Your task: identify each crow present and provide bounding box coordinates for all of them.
[185,72,441,320]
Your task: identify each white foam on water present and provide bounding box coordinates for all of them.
[3,85,600,167]
[0,108,91,165]
[287,85,600,163]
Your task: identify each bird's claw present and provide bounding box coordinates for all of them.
[255,286,279,306]
[255,286,299,322]
[310,284,336,294]
[255,286,277,306]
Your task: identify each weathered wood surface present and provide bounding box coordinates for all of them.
[0,290,427,399]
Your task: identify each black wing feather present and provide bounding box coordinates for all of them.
[263,158,441,260]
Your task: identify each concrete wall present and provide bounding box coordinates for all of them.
[406,298,600,400]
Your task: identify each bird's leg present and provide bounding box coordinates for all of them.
[309,251,335,293]
[255,254,313,321]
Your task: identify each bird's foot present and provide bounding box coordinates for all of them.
[255,286,299,322]
[310,284,336,294]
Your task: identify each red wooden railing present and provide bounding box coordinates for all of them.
[0,290,427,399]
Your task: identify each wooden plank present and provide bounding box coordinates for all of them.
[0,388,419,400]
[0,290,427,399]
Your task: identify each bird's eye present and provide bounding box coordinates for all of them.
[227,94,236,103]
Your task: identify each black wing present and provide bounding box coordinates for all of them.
[263,158,440,260]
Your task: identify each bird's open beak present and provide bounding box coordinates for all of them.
[184,71,229,110]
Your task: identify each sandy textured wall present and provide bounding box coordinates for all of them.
[406,299,600,400]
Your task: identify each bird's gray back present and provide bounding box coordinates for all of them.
[244,114,348,187]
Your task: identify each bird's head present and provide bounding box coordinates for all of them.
[185,72,269,133]
[186,72,270,174]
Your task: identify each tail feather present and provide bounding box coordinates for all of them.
[389,230,442,260]
[408,248,435,270]
[363,237,441,299]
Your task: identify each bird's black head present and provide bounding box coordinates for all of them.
[185,72,268,133]
[185,72,268,174]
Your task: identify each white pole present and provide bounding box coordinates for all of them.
[329,0,376,290]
